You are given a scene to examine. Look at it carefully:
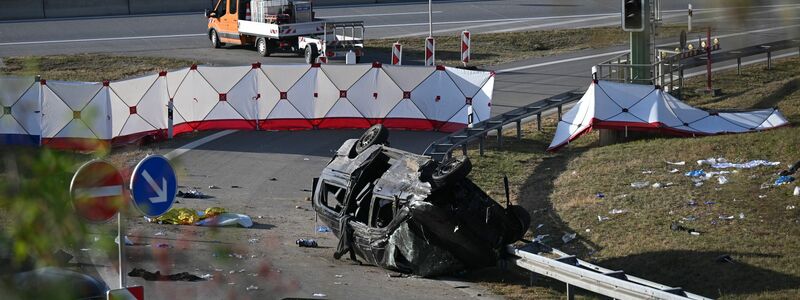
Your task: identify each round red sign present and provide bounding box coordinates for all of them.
[70,160,126,223]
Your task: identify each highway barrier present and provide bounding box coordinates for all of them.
[0,63,494,151]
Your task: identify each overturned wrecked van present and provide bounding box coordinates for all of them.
[312,125,530,277]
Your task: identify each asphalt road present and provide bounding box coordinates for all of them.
[4,1,800,299]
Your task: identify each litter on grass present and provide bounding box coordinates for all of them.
[775,176,795,186]
[631,181,650,188]
[562,233,577,244]
[669,168,680,173]
[316,225,332,233]
[794,186,799,196]
[609,209,627,215]
[711,159,780,169]
[718,176,729,185]
[597,215,610,222]
[666,161,686,166]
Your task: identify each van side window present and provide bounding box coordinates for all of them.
[229,0,237,15]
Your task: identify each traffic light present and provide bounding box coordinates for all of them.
[622,0,645,32]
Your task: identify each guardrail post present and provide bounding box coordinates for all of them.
[516,120,522,140]
[737,57,742,75]
[497,128,503,147]
[566,283,575,300]
[557,105,562,121]
[479,136,485,156]
[767,51,772,70]
[462,143,467,156]
[537,113,542,132]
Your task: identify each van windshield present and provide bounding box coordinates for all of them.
[213,0,227,17]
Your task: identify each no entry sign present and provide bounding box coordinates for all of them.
[70,160,125,223]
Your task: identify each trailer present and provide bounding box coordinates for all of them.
[206,0,364,63]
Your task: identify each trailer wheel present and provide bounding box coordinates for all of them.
[210,29,223,48]
[305,44,319,64]
[256,38,270,57]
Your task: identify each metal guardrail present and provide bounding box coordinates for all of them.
[681,38,800,70]
[423,90,584,161]
[506,243,712,300]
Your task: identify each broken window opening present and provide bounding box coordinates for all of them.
[321,183,346,213]
[369,196,394,228]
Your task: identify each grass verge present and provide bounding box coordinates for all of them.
[366,25,684,67]
[0,54,198,82]
[465,56,800,299]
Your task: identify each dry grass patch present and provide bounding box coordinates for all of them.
[465,56,800,299]
[366,25,684,67]
[1,54,198,82]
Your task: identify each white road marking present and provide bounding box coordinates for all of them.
[496,24,800,74]
[387,19,528,39]
[74,185,123,198]
[366,12,619,29]
[164,129,237,160]
[319,11,442,19]
[486,15,617,34]
[0,33,205,46]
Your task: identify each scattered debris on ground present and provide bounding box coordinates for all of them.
[128,268,205,281]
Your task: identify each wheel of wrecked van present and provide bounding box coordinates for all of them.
[256,38,270,57]
[504,205,531,244]
[354,124,389,154]
[305,44,319,64]
[431,156,472,187]
[210,30,222,48]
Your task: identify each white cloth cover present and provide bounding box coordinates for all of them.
[548,80,790,151]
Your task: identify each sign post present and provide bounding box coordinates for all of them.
[461,30,471,67]
[425,37,436,66]
[391,42,402,65]
[70,160,126,288]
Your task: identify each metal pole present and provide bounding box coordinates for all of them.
[688,3,693,33]
[428,0,432,37]
[537,113,542,131]
[737,57,741,75]
[461,143,467,156]
[479,136,484,156]
[118,212,126,288]
[767,51,772,70]
[566,283,575,300]
[706,28,712,91]
[516,120,522,140]
[167,101,174,139]
[497,128,503,147]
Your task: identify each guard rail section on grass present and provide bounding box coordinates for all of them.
[424,89,583,161]
[0,63,494,151]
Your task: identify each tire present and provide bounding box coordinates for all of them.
[504,205,531,244]
[305,44,319,64]
[210,29,222,48]
[256,38,270,57]
[354,124,389,154]
[431,156,472,187]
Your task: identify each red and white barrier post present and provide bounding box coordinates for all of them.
[425,37,435,66]
[245,2,252,21]
[391,42,402,65]
[461,30,471,67]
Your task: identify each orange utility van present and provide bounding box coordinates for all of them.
[206,0,364,63]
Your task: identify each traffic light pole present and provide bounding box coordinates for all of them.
[630,0,651,84]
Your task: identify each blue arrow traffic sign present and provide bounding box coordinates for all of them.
[130,155,177,217]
